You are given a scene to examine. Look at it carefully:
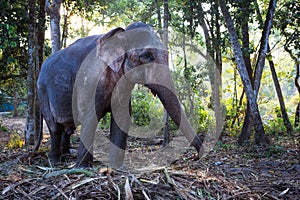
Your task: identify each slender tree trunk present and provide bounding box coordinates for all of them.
[253,0,276,98]
[252,0,277,143]
[162,0,170,146]
[295,102,300,127]
[25,0,36,145]
[294,62,300,127]
[154,0,162,31]
[230,68,239,128]
[197,5,211,58]
[269,55,293,132]
[295,61,300,163]
[197,2,223,136]
[238,0,254,145]
[34,0,46,142]
[218,0,269,146]
[61,5,69,49]
[13,87,18,117]
[46,0,62,53]
[212,2,223,140]
[214,3,222,77]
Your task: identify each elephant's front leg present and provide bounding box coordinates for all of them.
[76,139,94,168]
[76,120,97,168]
[109,114,128,169]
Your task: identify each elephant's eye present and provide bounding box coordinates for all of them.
[140,52,154,62]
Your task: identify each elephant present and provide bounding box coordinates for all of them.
[37,22,203,168]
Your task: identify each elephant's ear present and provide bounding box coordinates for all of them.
[97,27,126,73]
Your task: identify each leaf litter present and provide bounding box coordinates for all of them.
[0,116,299,199]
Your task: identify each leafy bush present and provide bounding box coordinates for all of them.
[99,112,111,130]
[265,118,286,135]
[131,88,152,126]
[0,124,8,132]
[193,100,209,132]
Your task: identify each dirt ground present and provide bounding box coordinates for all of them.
[0,116,299,199]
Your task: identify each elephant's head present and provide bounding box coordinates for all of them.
[97,22,168,74]
[97,22,203,161]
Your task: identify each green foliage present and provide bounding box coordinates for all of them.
[0,0,28,76]
[0,0,29,108]
[240,144,286,159]
[17,103,27,116]
[216,141,230,150]
[99,112,111,130]
[131,88,152,126]
[274,0,299,62]
[104,0,157,27]
[193,99,210,132]
[0,124,8,132]
[171,51,211,132]
[265,118,286,135]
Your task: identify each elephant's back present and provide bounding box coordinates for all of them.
[39,35,101,82]
[37,34,102,126]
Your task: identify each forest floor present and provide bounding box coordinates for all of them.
[0,116,299,200]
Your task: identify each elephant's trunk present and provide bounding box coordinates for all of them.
[112,63,203,157]
[143,63,203,155]
[145,76,203,156]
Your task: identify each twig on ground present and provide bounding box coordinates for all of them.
[43,168,95,179]
[52,184,68,200]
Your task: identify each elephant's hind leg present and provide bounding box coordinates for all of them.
[61,128,74,159]
[48,123,64,164]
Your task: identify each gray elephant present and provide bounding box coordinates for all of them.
[37,22,202,168]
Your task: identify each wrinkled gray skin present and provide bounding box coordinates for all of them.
[37,22,202,168]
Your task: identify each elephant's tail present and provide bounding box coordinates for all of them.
[34,111,43,151]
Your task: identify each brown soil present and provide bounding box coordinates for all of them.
[0,116,299,199]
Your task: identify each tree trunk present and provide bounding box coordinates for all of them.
[212,2,223,140]
[34,0,46,143]
[238,0,254,145]
[25,0,36,145]
[197,2,223,137]
[46,0,62,53]
[238,104,252,145]
[295,102,300,127]
[251,0,277,144]
[162,0,170,146]
[253,0,293,133]
[253,0,276,98]
[154,0,162,32]
[218,0,269,146]
[294,62,300,127]
[61,6,69,49]
[269,56,293,132]
[13,88,18,117]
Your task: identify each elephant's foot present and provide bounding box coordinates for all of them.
[61,145,71,155]
[48,151,62,165]
[76,140,94,168]
[60,143,71,163]
[75,151,93,168]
